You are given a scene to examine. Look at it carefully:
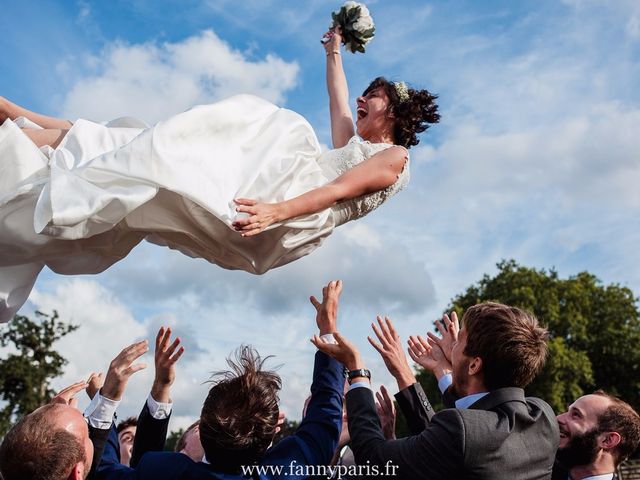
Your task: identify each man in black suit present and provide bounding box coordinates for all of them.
[314,300,559,479]
[553,391,640,480]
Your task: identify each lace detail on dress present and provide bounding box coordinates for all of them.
[316,136,410,226]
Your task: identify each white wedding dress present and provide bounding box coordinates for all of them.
[0,94,409,322]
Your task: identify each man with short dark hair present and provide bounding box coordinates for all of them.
[553,391,640,480]
[315,300,559,479]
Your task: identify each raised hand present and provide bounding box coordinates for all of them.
[407,334,452,380]
[427,312,459,363]
[50,380,89,408]
[101,340,149,401]
[311,331,363,371]
[375,385,397,440]
[232,199,282,237]
[322,27,343,54]
[86,372,104,400]
[151,327,185,403]
[310,280,342,335]
[368,316,416,390]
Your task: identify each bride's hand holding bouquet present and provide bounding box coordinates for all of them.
[322,26,344,57]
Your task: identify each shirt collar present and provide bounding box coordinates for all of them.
[454,391,489,409]
[573,474,614,480]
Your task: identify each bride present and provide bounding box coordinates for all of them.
[0,29,439,322]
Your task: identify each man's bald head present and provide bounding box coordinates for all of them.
[0,403,93,480]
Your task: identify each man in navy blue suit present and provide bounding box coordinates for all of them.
[88,280,346,480]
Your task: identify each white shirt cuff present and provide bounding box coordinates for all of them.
[84,393,120,429]
[438,373,453,394]
[147,393,172,419]
[348,381,372,392]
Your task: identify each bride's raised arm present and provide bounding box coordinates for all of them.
[323,28,356,149]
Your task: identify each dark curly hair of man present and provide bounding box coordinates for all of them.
[363,76,440,148]
[198,345,281,472]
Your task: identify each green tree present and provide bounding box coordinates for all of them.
[0,310,78,435]
[272,418,301,445]
[414,260,640,415]
[165,428,185,451]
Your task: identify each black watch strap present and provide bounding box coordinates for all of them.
[347,368,371,384]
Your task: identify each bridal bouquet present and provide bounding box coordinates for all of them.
[323,2,375,54]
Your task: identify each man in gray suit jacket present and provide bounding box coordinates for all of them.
[313,300,559,479]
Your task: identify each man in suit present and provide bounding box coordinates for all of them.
[88,280,345,480]
[552,391,640,480]
[0,335,149,480]
[314,301,559,479]
[0,329,164,480]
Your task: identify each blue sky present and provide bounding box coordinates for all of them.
[2,0,639,429]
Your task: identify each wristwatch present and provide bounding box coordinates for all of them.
[347,368,371,384]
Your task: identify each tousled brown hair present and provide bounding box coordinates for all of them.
[462,302,548,390]
[592,390,640,465]
[0,404,86,480]
[199,346,281,471]
[363,76,440,149]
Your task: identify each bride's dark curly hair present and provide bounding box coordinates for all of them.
[363,77,440,149]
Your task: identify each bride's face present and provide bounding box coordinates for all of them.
[355,87,395,141]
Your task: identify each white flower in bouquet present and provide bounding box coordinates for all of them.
[322,2,375,54]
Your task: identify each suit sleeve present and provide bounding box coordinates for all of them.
[130,401,171,467]
[87,425,111,480]
[93,424,136,480]
[394,382,434,435]
[263,351,344,478]
[347,387,464,479]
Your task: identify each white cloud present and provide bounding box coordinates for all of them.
[627,15,640,39]
[59,30,299,124]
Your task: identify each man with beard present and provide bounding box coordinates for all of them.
[553,391,640,480]
[314,301,559,479]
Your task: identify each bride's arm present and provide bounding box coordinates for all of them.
[233,146,408,236]
[324,28,356,149]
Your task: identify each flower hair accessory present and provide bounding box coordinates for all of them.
[393,81,410,103]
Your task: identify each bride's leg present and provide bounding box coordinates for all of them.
[0,96,73,129]
[23,128,69,148]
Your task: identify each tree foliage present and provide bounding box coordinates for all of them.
[415,260,640,415]
[164,428,185,452]
[0,310,78,435]
[272,418,301,445]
